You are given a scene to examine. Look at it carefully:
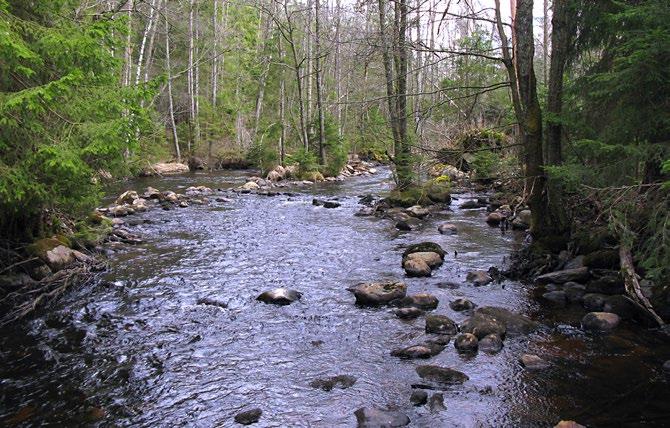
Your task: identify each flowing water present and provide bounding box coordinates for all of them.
[1,168,669,427]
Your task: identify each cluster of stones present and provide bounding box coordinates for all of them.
[535,263,630,332]
[263,159,378,185]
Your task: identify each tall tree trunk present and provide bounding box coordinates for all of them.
[135,0,157,86]
[314,0,326,164]
[394,0,412,189]
[187,0,195,154]
[279,33,287,165]
[165,13,180,162]
[143,0,162,83]
[334,0,342,137]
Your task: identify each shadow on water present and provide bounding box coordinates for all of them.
[1,168,669,427]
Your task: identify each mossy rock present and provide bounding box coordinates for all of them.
[402,242,446,260]
[386,187,432,208]
[425,179,451,204]
[27,237,67,259]
[584,249,620,269]
[573,229,617,255]
[72,222,113,249]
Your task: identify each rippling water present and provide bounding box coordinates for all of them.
[1,168,669,427]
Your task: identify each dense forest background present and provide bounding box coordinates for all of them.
[1,0,668,298]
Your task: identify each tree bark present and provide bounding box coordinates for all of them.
[165,13,180,162]
[314,0,326,164]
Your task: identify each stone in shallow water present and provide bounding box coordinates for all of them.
[425,314,458,335]
[405,252,443,269]
[519,354,550,370]
[409,390,428,406]
[449,298,475,311]
[309,375,356,391]
[415,365,469,385]
[581,312,620,331]
[391,345,433,359]
[438,223,458,234]
[256,288,302,305]
[393,307,424,319]
[554,420,586,428]
[428,393,446,412]
[234,408,262,425]
[348,282,407,306]
[535,267,590,284]
[478,334,503,353]
[460,313,506,339]
[454,333,478,353]
[354,407,410,428]
[541,290,568,307]
[476,306,539,336]
[466,270,493,286]
[402,258,432,277]
[394,293,439,310]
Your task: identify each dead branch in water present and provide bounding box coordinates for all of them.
[0,261,103,327]
[619,245,665,327]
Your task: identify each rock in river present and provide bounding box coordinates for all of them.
[449,298,475,311]
[415,365,469,385]
[535,267,590,285]
[405,252,443,269]
[234,408,262,425]
[460,312,506,339]
[466,270,493,286]
[438,223,458,235]
[478,334,504,353]
[581,312,620,332]
[256,288,302,305]
[454,333,478,352]
[394,307,424,319]
[348,282,407,306]
[402,242,446,259]
[391,345,433,359]
[425,314,458,335]
[309,375,356,391]
[354,407,410,428]
[477,306,539,336]
[410,390,428,406]
[520,354,551,370]
[394,293,439,310]
[402,258,432,277]
[428,393,446,412]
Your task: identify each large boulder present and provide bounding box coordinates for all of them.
[240,181,260,191]
[460,312,506,339]
[405,252,443,269]
[256,288,302,305]
[405,205,430,219]
[536,267,590,285]
[402,242,445,260]
[511,210,532,230]
[348,282,407,306]
[415,365,469,385]
[486,212,505,226]
[425,314,458,335]
[354,407,410,428]
[581,312,620,331]
[477,306,539,336]
[188,156,205,170]
[115,190,139,205]
[582,293,608,311]
[148,162,189,175]
[402,258,432,277]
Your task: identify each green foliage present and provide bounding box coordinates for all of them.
[0,1,154,239]
[247,138,278,174]
[470,150,500,180]
[288,148,319,176]
[319,114,349,177]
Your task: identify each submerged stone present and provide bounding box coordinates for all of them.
[256,288,302,305]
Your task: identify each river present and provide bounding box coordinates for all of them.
[1,168,669,427]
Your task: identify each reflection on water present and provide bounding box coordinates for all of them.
[1,169,669,427]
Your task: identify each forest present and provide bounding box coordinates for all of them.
[1,0,669,426]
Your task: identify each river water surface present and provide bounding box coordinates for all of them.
[1,168,669,427]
